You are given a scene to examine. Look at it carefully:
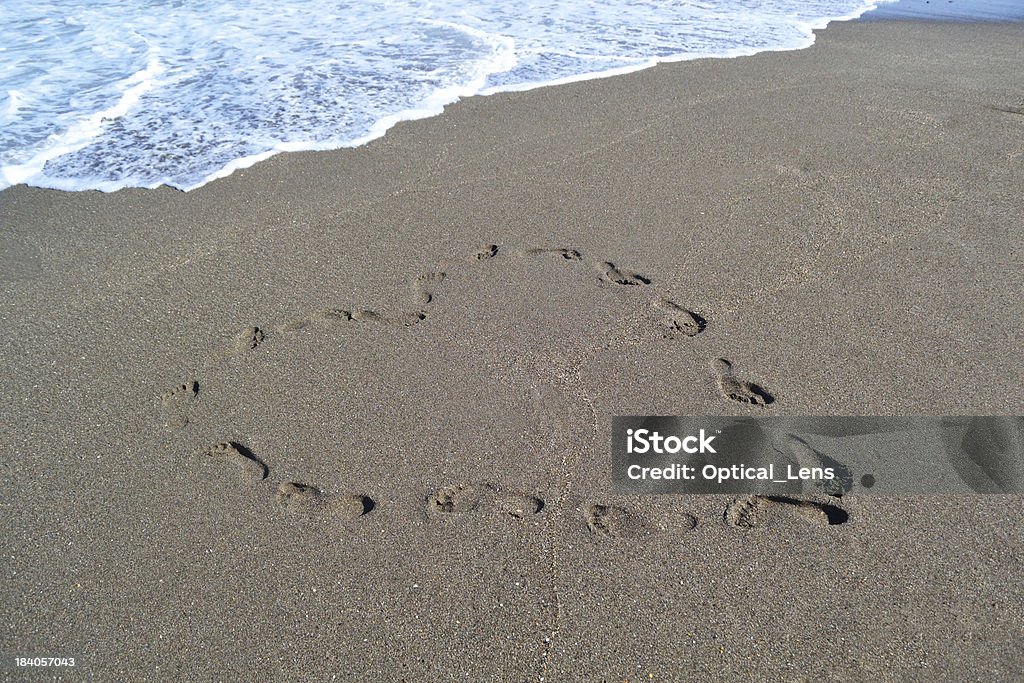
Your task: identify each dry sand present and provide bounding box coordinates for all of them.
[2,18,1023,681]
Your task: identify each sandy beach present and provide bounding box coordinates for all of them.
[2,17,1023,680]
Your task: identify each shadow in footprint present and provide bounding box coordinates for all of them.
[162,381,198,405]
[598,261,650,286]
[474,244,499,260]
[526,247,584,261]
[944,416,1024,493]
[203,442,269,482]
[655,299,706,338]
[276,482,375,519]
[237,327,265,351]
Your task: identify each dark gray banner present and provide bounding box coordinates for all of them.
[611,416,1024,494]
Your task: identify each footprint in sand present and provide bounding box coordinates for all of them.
[473,244,499,261]
[203,442,269,482]
[413,272,446,306]
[352,309,427,327]
[275,482,375,519]
[583,503,697,539]
[426,484,490,515]
[497,491,546,519]
[524,248,651,287]
[712,358,774,407]
[160,380,198,429]
[597,261,651,286]
[215,326,266,360]
[771,432,853,497]
[391,310,429,326]
[162,380,198,405]
[425,484,544,520]
[526,247,584,261]
[239,326,266,350]
[724,495,848,528]
[654,298,706,338]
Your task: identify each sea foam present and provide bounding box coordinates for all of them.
[0,0,891,193]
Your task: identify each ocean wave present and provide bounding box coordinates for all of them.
[0,0,891,192]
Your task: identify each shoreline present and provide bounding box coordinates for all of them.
[3,18,1023,680]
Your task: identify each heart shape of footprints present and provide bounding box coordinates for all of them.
[159,242,835,539]
[191,440,850,534]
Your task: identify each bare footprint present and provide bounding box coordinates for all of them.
[161,381,198,406]
[584,504,649,538]
[648,510,699,534]
[413,272,446,306]
[724,495,848,528]
[772,433,853,497]
[654,299,706,338]
[239,326,266,350]
[598,261,650,286]
[526,247,583,261]
[584,504,696,538]
[474,244,499,260]
[426,484,494,516]
[275,481,325,509]
[426,484,543,520]
[216,326,266,360]
[203,442,269,482]
[160,380,198,429]
[390,311,428,327]
[496,491,545,519]
[712,358,774,407]
[275,482,375,519]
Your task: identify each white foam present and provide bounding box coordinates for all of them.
[3,90,28,119]
[1,48,162,188]
[0,0,895,193]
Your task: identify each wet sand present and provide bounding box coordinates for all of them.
[2,19,1022,681]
